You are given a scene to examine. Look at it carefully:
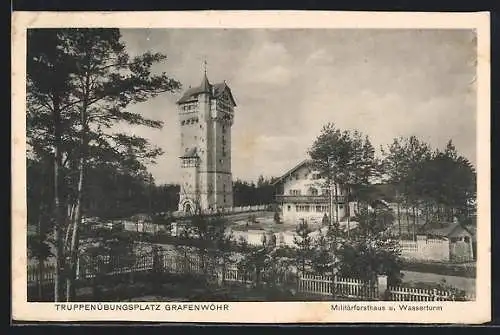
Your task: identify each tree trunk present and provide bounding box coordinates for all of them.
[425,202,429,224]
[36,211,44,300]
[346,187,350,239]
[66,162,84,301]
[406,204,411,238]
[412,206,417,239]
[66,82,89,302]
[53,99,65,302]
[334,184,339,225]
[64,203,76,253]
[37,257,45,301]
[396,190,401,237]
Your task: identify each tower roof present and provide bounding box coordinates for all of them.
[177,74,237,106]
[200,72,211,93]
[180,147,199,158]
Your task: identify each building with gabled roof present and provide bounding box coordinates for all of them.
[272,159,358,225]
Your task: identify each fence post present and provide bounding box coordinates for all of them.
[152,246,163,294]
[377,275,388,300]
[217,267,224,287]
[152,246,161,274]
[331,275,337,299]
[296,271,302,297]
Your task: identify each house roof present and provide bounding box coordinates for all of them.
[272,159,312,185]
[177,74,237,106]
[426,222,474,238]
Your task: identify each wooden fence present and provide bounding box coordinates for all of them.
[388,286,457,301]
[298,273,378,300]
[27,252,463,301]
[223,267,254,284]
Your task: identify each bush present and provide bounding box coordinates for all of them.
[274,211,281,224]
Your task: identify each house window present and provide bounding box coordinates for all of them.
[464,236,471,243]
[287,205,291,211]
[296,205,310,212]
[308,187,318,196]
[450,237,460,243]
[289,189,301,196]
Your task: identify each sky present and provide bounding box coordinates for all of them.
[118,28,477,185]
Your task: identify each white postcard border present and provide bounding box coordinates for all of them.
[11,10,491,324]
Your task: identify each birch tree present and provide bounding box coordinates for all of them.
[308,123,352,226]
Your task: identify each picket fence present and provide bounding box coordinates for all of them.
[298,273,378,300]
[388,286,456,301]
[172,204,270,218]
[398,238,450,262]
[27,252,462,301]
